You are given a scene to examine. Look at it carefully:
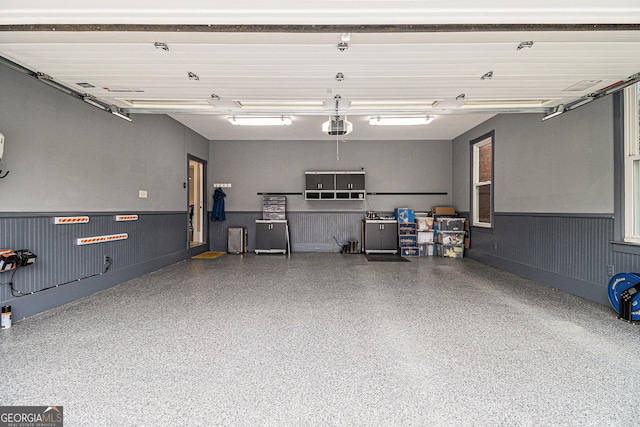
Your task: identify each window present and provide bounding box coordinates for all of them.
[471,132,494,227]
[624,83,640,243]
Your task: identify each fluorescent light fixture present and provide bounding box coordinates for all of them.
[236,101,323,110]
[121,99,214,109]
[350,100,439,110]
[459,99,554,109]
[227,116,292,126]
[369,116,435,126]
[541,104,565,122]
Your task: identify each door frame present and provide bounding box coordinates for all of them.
[187,154,208,248]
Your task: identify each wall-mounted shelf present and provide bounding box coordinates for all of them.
[305,171,365,201]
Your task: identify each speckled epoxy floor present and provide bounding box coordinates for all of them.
[1,253,638,426]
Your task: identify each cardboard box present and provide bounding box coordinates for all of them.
[432,206,456,215]
[395,208,415,223]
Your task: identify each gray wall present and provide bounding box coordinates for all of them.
[209,139,452,213]
[0,65,209,212]
[208,138,453,252]
[451,97,617,305]
[453,97,614,214]
[0,64,209,321]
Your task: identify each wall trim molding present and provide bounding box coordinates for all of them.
[495,212,614,219]
[0,211,187,219]
[611,241,640,255]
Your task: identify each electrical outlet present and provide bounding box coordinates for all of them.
[607,265,615,276]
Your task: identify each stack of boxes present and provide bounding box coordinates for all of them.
[432,207,468,258]
[416,213,434,256]
[262,196,286,220]
[395,208,419,257]
[393,206,470,258]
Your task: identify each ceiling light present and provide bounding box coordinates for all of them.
[341,33,351,42]
[541,104,565,122]
[236,101,324,110]
[227,116,292,126]
[211,94,220,100]
[350,100,439,110]
[460,99,554,109]
[481,71,494,80]
[456,93,466,100]
[517,41,534,50]
[335,72,344,82]
[121,99,214,109]
[337,42,349,52]
[188,72,199,81]
[369,116,435,126]
[154,42,169,51]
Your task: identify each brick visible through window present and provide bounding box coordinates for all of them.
[472,132,493,227]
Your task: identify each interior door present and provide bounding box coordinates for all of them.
[188,157,206,247]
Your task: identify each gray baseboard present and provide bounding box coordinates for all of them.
[6,247,206,323]
[466,249,609,306]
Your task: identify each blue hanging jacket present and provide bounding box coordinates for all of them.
[211,188,226,221]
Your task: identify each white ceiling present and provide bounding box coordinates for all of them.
[1,1,640,140]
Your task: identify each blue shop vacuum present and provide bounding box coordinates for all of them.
[608,273,640,323]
